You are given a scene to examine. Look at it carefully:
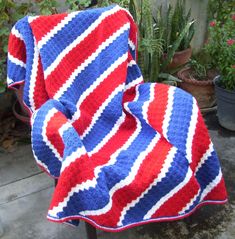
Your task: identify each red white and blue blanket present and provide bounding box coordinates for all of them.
[7,5,227,232]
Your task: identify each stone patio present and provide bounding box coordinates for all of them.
[0,112,234,239]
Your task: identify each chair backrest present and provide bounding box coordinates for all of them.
[7,5,143,123]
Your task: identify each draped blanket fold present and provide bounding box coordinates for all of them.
[7,5,227,232]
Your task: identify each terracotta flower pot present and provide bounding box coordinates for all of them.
[177,67,217,110]
[164,47,192,70]
[13,84,30,124]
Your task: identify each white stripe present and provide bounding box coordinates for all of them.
[71,52,128,122]
[8,53,26,68]
[178,188,200,215]
[11,27,24,41]
[38,12,78,49]
[162,87,175,139]
[186,98,198,163]
[28,38,40,111]
[53,23,130,100]
[195,142,214,174]
[61,146,87,173]
[125,76,143,91]
[80,134,161,216]
[80,84,124,139]
[42,108,63,162]
[28,16,39,23]
[44,5,121,79]
[7,77,14,85]
[48,86,142,217]
[200,169,222,202]
[143,168,192,220]
[128,60,136,67]
[117,146,177,226]
[59,122,71,138]
[128,39,135,51]
[88,112,125,156]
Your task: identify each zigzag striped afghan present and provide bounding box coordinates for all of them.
[7,5,227,232]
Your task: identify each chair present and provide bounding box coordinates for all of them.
[7,4,227,238]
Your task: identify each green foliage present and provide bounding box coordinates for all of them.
[158,0,195,53]
[36,0,58,15]
[189,51,212,80]
[65,0,92,11]
[208,0,235,23]
[97,0,129,8]
[206,14,235,91]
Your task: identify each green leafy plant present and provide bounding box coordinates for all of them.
[168,0,195,52]
[36,0,58,15]
[65,0,92,11]
[206,14,235,91]
[208,0,235,23]
[188,57,212,81]
[129,0,194,84]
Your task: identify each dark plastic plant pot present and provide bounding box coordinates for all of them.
[214,76,235,131]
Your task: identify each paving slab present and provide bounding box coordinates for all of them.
[0,145,40,187]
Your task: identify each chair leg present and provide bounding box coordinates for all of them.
[85,222,97,239]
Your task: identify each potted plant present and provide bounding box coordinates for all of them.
[206,14,235,130]
[177,55,218,111]
[129,0,194,84]
[161,0,195,70]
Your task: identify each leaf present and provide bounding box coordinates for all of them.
[161,20,195,70]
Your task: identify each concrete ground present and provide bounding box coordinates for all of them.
[0,112,234,239]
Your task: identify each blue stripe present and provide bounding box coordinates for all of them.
[126,64,142,85]
[122,150,189,225]
[32,99,69,177]
[13,17,36,109]
[82,91,123,152]
[41,5,115,70]
[167,88,193,154]
[62,126,84,158]
[7,60,25,83]
[185,150,221,213]
[59,29,129,109]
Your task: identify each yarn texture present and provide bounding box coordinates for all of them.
[7,5,227,232]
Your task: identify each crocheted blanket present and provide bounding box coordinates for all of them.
[7,5,227,232]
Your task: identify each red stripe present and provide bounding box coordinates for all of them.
[49,114,138,210]
[8,33,26,63]
[45,111,66,158]
[204,178,227,201]
[88,138,173,227]
[33,56,49,109]
[45,10,128,97]
[147,84,169,135]
[151,175,200,218]
[72,61,127,135]
[30,13,68,43]
[190,110,211,172]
